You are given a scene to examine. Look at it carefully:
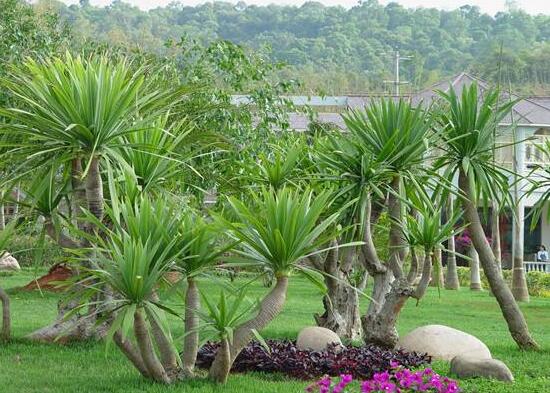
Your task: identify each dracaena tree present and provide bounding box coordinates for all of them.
[313,130,390,340]
[208,187,342,383]
[340,98,436,348]
[79,196,188,383]
[435,83,539,350]
[174,213,234,377]
[0,53,185,341]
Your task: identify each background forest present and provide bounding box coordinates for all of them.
[33,0,550,95]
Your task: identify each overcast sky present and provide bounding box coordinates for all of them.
[60,0,550,15]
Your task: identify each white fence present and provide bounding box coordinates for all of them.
[523,261,550,273]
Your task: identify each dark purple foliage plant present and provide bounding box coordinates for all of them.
[195,340,431,380]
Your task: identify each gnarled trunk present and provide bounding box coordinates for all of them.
[209,276,288,379]
[459,171,539,350]
[0,287,10,341]
[314,245,362,341]
[183,278,200,376]
[361,194,413,349]
[361,278,413,349]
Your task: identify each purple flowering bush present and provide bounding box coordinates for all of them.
[306,362,460,393]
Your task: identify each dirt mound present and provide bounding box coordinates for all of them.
[21,263,73,292]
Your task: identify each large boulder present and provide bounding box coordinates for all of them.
[450,355,514,382]
[297,326,342,352]
[398,325,491,361]
[0,253,20,271]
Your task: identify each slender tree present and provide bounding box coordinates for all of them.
[436,83,539,350]
[209,188,342,381]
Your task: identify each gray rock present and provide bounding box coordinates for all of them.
[398,324,491,361]
[297,326,342,352]
[450,355,514,382]
[0,253,20,271]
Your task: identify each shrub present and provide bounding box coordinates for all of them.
[196,340,431,380]
[8,234,64,267]
[306,363,460,393]
[454,267,550,298]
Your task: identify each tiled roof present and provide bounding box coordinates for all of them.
[235,74,550,131]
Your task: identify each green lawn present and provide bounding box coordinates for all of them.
[1,270,549,393]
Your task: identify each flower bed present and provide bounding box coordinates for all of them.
[196,340,431,380]
[306,363,460,393]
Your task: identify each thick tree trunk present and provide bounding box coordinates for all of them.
[511,128,529,302]
[210,276,288,376]
[445,196,460,290]
[491,203,502,273]
[85,156,104,223]
[430,248,444,288]
[361,196,412,349]
[183,278,200,377]
[26,297,105,343]
[71,159,88,231]
[0,287,10,341]
[314,245,362,341]
[361,278,413,349]
[209,338,231,384]
[133,309,171,384]
[469,245,482,291]
[0,203,5,230]
[459,171,539,350]
[445,236,460,290]
[148,312,178,375]
[413,253,433,300]
[387,177,404,278]
[512,195,530,302]
[114,330,150,378]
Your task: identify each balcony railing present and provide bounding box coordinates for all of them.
[523,261,550,273]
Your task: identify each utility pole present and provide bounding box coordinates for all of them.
[383,49,412,96]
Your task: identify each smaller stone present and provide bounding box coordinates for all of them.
[450,355,514,382]
[297,326,342,352]
[0,253,20,271]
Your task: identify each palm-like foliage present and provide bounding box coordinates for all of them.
[197,289,256,343]
[401,188,463,255]
[119,116,196,193]
[177,213,232,277]
[253,142,305,190]
[434,84,515,205]
[342,99,433,173]
[316,131,389,239]
[82,196,186,316]
[221,187,339,278]
[0,53,181,175]
[78,196,189,382]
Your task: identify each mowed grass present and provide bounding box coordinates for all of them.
[1,270,549,393]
